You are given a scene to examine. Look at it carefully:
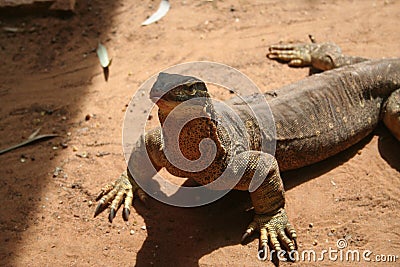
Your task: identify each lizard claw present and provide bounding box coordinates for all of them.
[243,208,297,261]
[122,207,130,221]
[109,208,116,223]
[94,171,148,222]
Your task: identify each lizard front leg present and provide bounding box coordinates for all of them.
[229,151,297,258]
[94,128,164,222]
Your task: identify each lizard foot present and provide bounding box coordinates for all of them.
[267,42,344,71]
[267,43,316,67]
[94,171,147,223]
[242,208,297,261]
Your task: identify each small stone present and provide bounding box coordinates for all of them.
[71,183,81,189]
[72,145,78,152]
[309,223,313,228]
[130,230,135,235]
[313,240,318,246]
[88,201,93,207]
[85,114,92,121]
[96,151,110,157]
[141,225,147,230]
[60,142,68,149]
[53,167,63,177]
[76,151,89,158]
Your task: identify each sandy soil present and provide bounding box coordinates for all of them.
[0,0,399,266]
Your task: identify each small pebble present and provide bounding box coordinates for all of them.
[76,151,88,158]
[60,142,68,149]
[130,230,135,235]
[141,226,146,230]
[309,223,313,228]
[85,114,92,121]
[96,151,110,157]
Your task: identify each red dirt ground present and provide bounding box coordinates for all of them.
[0,1,399,266]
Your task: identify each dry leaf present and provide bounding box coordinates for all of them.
[142,0,170,26]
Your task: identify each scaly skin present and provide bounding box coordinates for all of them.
[94,42,400,259]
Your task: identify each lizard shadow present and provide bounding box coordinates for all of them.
[376,126,400,171]
[134,128,399,266]
[134,183,253,266]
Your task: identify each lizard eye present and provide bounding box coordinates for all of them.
[185,85,196,95]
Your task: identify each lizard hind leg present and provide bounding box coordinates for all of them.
[267,41,368,71]
[383,89,400,141]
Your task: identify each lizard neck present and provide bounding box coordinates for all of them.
[157,97,224,161]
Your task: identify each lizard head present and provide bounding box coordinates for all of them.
[150,72,209,112]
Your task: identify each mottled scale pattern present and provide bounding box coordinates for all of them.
[267,59,400,171]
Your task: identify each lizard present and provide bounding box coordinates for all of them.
[94,41,400,258]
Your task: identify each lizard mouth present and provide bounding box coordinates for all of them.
[151,96,182,111]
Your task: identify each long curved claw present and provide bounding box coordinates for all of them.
[123,207,130,221]
[109,208,116,223]
[241,221,257,244]
[243,208,297,261]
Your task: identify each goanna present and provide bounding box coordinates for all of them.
[94,42,400,257]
